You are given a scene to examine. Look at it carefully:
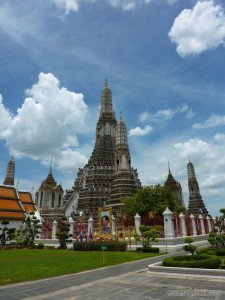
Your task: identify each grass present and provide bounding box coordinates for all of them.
[0,249,161,286]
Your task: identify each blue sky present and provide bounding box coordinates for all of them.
[0,0,225,216]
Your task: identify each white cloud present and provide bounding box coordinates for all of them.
[0,95,13,131]
[0,72,88,172]
[174,138,213,159]
[214,133,225,142]
[139,104,193,123]
[139,111,150,123]
[193,114,225,129]
[0,2,41,43]
[128,125,153,136]
[167,0,178,4]
[169,0,225,57]
[50,0,79,14]
[50,0,153,13]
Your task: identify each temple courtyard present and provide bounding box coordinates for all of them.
[1,253,224,300]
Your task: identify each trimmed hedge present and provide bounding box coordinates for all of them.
[136,247,159,253]
[197,248,225,257]
[73,241,127,251]
[162,254,221,269]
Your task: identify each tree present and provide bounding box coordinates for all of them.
[0,219,13,246]
[13,211,41,247]
[183,237,197,256]
[57,217,73,249]
[120,184,178,217]
[208,208,225,248]
[134,225,159,249]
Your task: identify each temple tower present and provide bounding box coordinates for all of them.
[35,162,64,220]
[187,160,208,214]
[164,166,185,207]
[3,157,15,186]
[66,81,141,219]
[106,115,141,215]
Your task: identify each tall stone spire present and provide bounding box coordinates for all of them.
[65,81,141,219]
[100,79,113,114]
[3,157,15,186]
[187,160,208,214]
[107,115,141,214]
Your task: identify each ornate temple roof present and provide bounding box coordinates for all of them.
[0,185,26,220]
[18,191,37,214]
[39,164,63,192]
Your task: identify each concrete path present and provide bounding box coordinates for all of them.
[0,253,225,300]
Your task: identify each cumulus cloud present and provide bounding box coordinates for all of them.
[128,125,153,136]
[169,0,225,57]
[0,95,13,131]
[193,114,225,129]
[0,72,88,172]
[174,138,214,159]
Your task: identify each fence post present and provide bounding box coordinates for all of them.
[206,215,212,232]
[163,207,175,239]
[179,212,187,237]
[190,214,197,236]
[199,214,205,235]
[88,216,94,238]
[69,217,74,237]
[111,215,115,238]
[134,213,141,234]
[52,220,57,239]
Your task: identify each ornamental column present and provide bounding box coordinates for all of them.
[199,214,205,235]
[111,215,115,238]
[206,215,212,232]
[134,213,141,234]
[163,207,175,239]
[69,217,74,237]
[52,220,57,239]
[190,214,197,236]
[88,217,94,237]
[179,212,187,237]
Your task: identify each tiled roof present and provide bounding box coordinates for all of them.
[0,211,25,220]
[19,191,37,214]
[0,185,26,220]
[0,186,18,199]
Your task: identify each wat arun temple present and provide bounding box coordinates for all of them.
[63,80,141,220]
[34,80,208,222]
[1,80,209,224]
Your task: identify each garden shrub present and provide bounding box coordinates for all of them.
[197,248,225,256]
[136,247,159,253]
[36,242,44,249]
[162,254,221,269]
[73,241,127,251]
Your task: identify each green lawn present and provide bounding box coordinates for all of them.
[0,249,161,286]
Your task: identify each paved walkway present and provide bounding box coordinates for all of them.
[0,253,225,300]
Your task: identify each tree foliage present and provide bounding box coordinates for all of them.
[120,184,180,217]
[134,225,159,249]
[57,217,73,249]
[183,237,197,256]
[208,208,225,248]
[13,211,41,247]
[0,219,13,246]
